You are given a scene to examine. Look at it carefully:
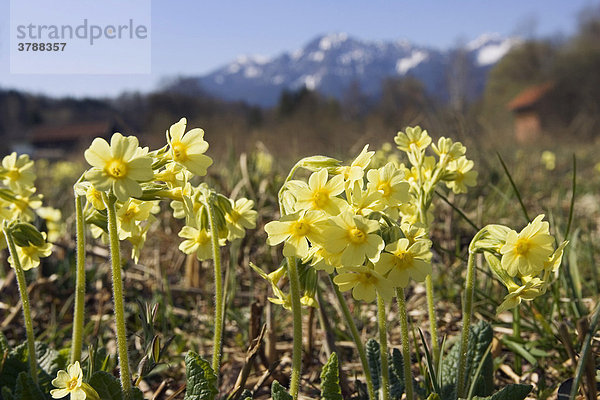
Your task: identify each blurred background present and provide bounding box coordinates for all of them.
[1,0,599,162]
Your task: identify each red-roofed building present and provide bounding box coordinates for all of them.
[507,82,555,143]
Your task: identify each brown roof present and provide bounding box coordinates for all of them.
[29,121,112,143]
[507,82,554,111]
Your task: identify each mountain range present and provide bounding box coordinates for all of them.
[168,33,520,107]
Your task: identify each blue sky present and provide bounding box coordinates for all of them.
[0,0,597,98]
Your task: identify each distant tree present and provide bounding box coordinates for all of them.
[375,77,429,129]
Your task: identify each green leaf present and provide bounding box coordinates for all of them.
[183,351,218,400]
[320,353,342,400]
[271,381,293,400]
[131,388,145,400]
[441,321,494,400]
[1,386,15,400]
[389,348,405,400]
[239,389,253,400]
[0,342,52,395]
[14,371,46,400]
[89,371,123,400]
[36,343,67,377]
[471,384,532,400]
[366,339,381,391]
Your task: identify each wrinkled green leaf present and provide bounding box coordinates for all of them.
[184,351,218,400]
[320,352,342,400]
[14,371,46,400]
[389,348,405,400]
[271,380,293,400]
[89,371,122,400]
[441,321,494,400]
[1,386,15,400]
[366,339,381,391]
[0,342,52,395]
[470,384,532,400]
[36,343,67,377]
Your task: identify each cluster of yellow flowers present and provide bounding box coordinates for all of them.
[0,152,58,270]
[75,118,257,263]
[475,215,568,313]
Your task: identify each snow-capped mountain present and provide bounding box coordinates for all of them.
[170,33,519,107]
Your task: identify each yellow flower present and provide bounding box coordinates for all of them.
[286,168,346,215]
[250,262,291,310]
[85,185,106,211]
[51,361,85,400]
[178,225,220,261]
[307,245,341,274]
[366,162,410,209]
[127,223,150,263]
[117,198,156,233]
[167,118,213,176]
[8,188,43,221]
[496,277,545,314]
[265,210,326,258]
[394,126,431,153]
[9,236,52,271]
[431,137,465,165]
[333,265,394,303]
[322,212,384,267]
[347,181,383,216]
[336,145,375,184]
[36,206,63,242]
[375,238,432,288]
[541,151,556,171]
[225,198,257,241]
[84,133,154,201]
[445,156,477,194]
[1,152,35,193]
[500,215,554,277]
[154,162,190,188]
[51,361,100,400]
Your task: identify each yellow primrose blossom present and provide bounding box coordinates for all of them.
[225,197,257,241]
[500,214,554,277]
[9,188,43,221]
[116,198,156,233]
[127,223,150,263]
[306,246,341,274]
[9,238,52,271]
[250,263,291,310]
[265,210,326,258]
[336,145,374,184]
[1,152,35,193]
[286,168,346,215]
[178,225,221,261]
[51,361,100,400]
[376,238,432,288]
[541,151,556,171]
[366,162,410,209]
[36,206,63,242]
[167,118,213,176]
[84,132,154,202]
[85,185,106,211]
[496,277,545,314]
[333,265,395,303]
[154,162,190,188]
[431,137,466,165]
[445,156,477,194]
[400,223,429,246]
[322,212,384,267]
[394,126,431,154]
[347,181,384,216]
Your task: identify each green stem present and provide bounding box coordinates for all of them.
[377,295,390,400]
[106,194,132,399]
[70,195,86,363]
[513,306,522,375]
[457,252,476,399]
[287,256,303,400]
[330,275,376,400]
[569,297,600,400]
[4,228,38,385]
[206,196,224,377]
[395,288,414,400]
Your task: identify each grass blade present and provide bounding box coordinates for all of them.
[564,154,576,239]
[496,152,530,223]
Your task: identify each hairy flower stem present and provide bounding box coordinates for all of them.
[377,295,390,400]
[395,288,414,400]
[106,194,132,399]
[70,195,86,363]
[330,275,376,400]
[206,196,224,377]
[513,307,522,375]
[4,228,38,385]
[457,252,476,399]
[287,256,303,400]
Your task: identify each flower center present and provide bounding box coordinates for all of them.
[514,238,531,256]
[22,245,37,258]
[196,230,210,245]
[393,251,413,269]
[312,190,329,208]
[377,182,392,197]
[67,377,78,391]
[227,210,241,224]
[172,142,188,162]
[357,271,377,285]
[348,228,367,244]
[106,159,128,179]
[292,221,310,236]
[6,169,21,182]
